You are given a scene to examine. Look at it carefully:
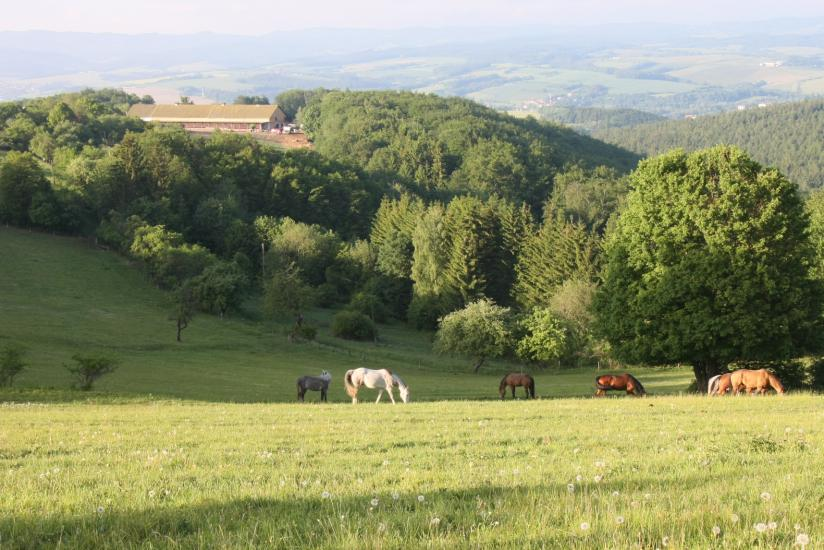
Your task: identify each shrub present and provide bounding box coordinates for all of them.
[515,307,569,368]
[290,324,318,342]
[0,344,26,387]
[331,311,377,341]
[348,291,390,323]
[64,353,118,391]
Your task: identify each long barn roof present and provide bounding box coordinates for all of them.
[128,103,283,123]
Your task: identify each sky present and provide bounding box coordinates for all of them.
[2,0,824,34]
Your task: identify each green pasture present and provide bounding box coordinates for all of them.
[0,228,692,402]
[0,395,821,548]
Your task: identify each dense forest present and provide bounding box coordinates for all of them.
[300,90,639,206]
[2,88,824,386]
[537,107,665,134]
[594,99,824,192]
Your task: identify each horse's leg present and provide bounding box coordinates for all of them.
[376,389,383,403]
[511,386,516,399]
[387,386,396,404]
[321,388,327,402]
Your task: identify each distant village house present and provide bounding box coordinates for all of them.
[127,103,288,132]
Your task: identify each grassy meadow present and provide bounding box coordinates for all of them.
[1,228,822,548]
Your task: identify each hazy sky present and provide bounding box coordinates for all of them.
[3,0,824,34]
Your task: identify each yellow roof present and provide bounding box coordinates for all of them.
[127,103,283,123]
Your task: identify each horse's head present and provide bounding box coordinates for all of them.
[399,384,410,403]
[319,370,331,380]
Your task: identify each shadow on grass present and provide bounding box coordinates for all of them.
[0,476,736,548]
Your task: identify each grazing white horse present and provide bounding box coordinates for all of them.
[344,368,410,404]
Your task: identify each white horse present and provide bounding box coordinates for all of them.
[344,368,410,404]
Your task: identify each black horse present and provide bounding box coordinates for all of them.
[297,371,331,402]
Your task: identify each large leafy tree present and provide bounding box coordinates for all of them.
[594,146,823,389]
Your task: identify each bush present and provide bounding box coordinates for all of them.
[331,311,377,341]
[348,291,390,323]
[515,307,568,368]
[434,299,512,372]
[64,353,118,391]
[0,344,26,387]
[290,324,317,342]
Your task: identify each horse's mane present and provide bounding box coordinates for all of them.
[767,372,785,393]
[392,373,406,388]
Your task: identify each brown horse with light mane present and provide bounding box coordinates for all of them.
[709,373,733,396]
[595,373,646,397]
[730,369,785,395]
[499,373,535,399]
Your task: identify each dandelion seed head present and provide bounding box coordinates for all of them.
[731,513,739,523]
[796,533,810,546]
[567,483,575,493]
[417,494,425,502]
[321,491,331,499]
[760,492,771,501]
[430,517,441,526]
[612,491,620,497]
[712,525,721,536]
[594,475,603,483]
[575,474,583,482]
[96,506,104,514]
[755,523,768,533]
[768,521,777,530]
[392,492,400,500]
[662,535,670,546]
[579,521,590,531]
[148,490,155,498]
[644,493,652,500]
[615,516,625,525]
[378,523,386,533]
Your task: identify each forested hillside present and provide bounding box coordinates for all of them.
[537,106,665,134]
[594,99,824,192]
[300,91,640,206]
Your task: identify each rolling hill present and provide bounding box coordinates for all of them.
[594,99,824,192]
[0,227,691,402]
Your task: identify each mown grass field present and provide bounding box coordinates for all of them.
[1,228,822,548]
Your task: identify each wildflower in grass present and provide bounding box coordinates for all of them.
[631,501,640,508]
[795,524,801,531]
[594,460,605,468]
[430,517,441,527]
[567,483,575,493]
[768,521,777,530]
[575,474,583,482]
[417,495,425,502]
[321,491,331,499]
[712,525,721,537]
[579,522,590,531]
[382,460,390,466]
[644,493,651,500]
[594,475,603,483]
[796,533,810,547]
[615,516,625,525]
[755,523,768,533]
[731,513,739,523]
[662,535,670,546]
[96,506,104,514]
[612,491,620,497]
[760,492,771,501]
[785,427,792,433]
[378,523,386,533]
[371,498,379,507]
[392,492,400,500]
[148,490,155,498]
[573,448,580,454]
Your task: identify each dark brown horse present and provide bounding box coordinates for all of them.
[595,373,646,397]
[499,373,535,399]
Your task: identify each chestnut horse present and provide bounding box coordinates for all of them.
[730,369,785,395]
[499,373,535,399]
[595,373,646,397]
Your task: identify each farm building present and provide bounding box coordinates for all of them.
[127,103,287,132]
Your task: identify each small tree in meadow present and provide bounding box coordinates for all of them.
[434,299,512,372]
[0,344,27,387]
[515,307,568,368]
[64,353,118,391]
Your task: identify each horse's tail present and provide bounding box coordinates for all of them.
[344,370,358,398]
[628,374,646,395]
[707,375,720,396]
